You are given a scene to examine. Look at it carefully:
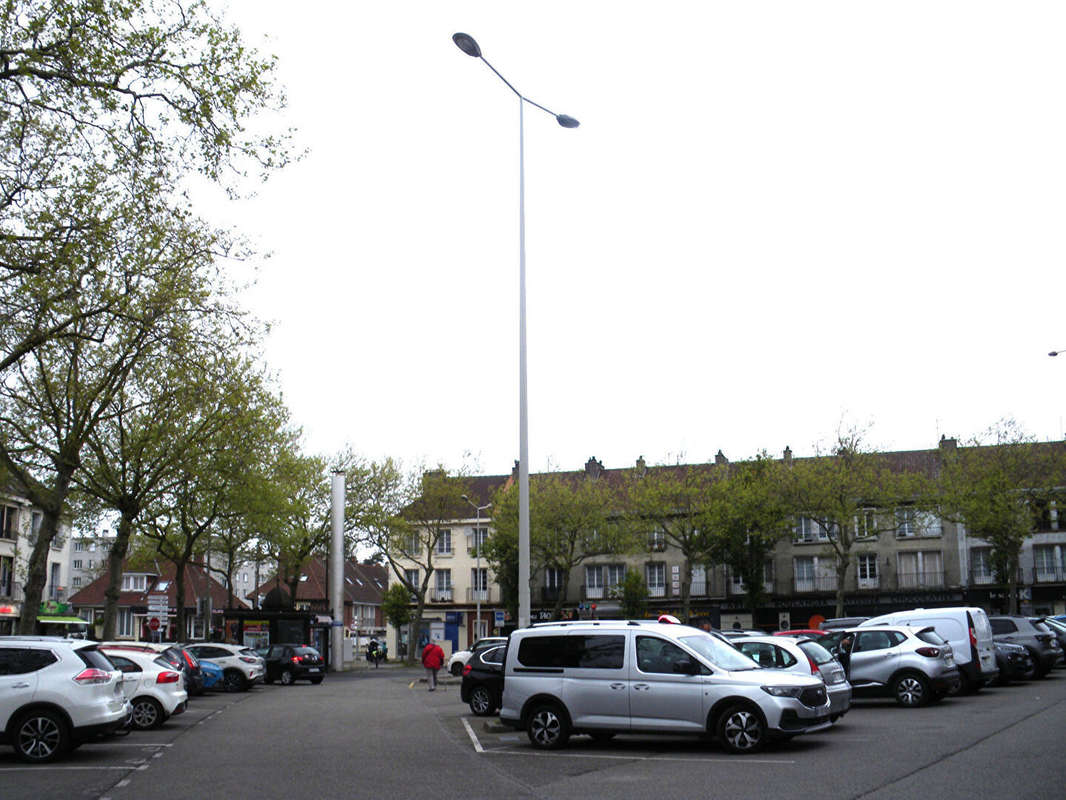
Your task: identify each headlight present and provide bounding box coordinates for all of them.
[761,685,806,698]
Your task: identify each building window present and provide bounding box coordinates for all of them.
[74,541,85,551]
[434,569,452,601]
[435,529,452,555]
[87,559,95,570]
[605,563,625,591]
[898,551,943,588]
[544,567,563,589]
[857,553,878,588]
[854,509,877,539]
[405,533,421,555]
[794,516,828,543]
[690,564,707,596]
[646,563,666,597]
[404,568,419,590]
[897,508,939,538]
[117,608,133,638]
[32,512,43,539]
[121,574,146,592]
[648,530,666,552]
[0,505,16,539]
[585,565,604,599]
[73,560,83,570]
[470,527,489,553]
[1,555,13,596]
[72,576,82,587]
[971,548,994,584]
[1034,546,1064,581]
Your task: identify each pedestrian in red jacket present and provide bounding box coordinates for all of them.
[422,641,445,691]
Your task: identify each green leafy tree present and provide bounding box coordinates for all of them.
[617,568,648,619]
[382,582,412,638]
[786,430,931,617]
[938,421,1066,614]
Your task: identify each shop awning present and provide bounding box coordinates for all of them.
[37,616,88,624]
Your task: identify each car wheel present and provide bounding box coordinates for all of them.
[131,697,165,730]
[14,709,70,763]
[893,672,930,707]
[280,670,294,686]
[1021,651,1039,680]
[450,662,464,677]
[469,685,494,716]
[223,669,246,693]
[310,677,324,685]
[527,703,570,750]
[717,704,767,754]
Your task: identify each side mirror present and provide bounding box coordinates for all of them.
[673,658,699,675]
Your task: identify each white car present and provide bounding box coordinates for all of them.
[732,635,852,721]
[448,636,508,676]
[101,647,188,730]
[184,643,264,691]
[0,636,130,762]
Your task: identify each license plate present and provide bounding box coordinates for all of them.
[308,668,320,673]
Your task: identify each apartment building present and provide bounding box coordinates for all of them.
[68,532,114,595]
[1,488,72,634]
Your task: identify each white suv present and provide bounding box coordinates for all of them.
[101,647,188,729]
[0,636,130,762]
[184,643,263,691]
[501,621,831,754]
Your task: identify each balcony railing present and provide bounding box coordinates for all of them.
[794,576,838,593]
[856,577,879,590]
[465,586,494,603]
[647,584,667,598]
[689,580,707,597]
[971,570,996,586]
[541,586,564,603]
[429,588,453,602]
[897,571,944,589]
[582,584,605,600]
[48,586,66,602]
[1033,568,1066,584]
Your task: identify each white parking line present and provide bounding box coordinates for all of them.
[0,766,135,772]
[461,718,484,753]
[82,743,173,748]
[481,748,796,765]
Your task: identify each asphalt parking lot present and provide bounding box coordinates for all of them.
[3,667,1066,800]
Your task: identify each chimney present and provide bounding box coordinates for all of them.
[939,435,957,453]
[512,460,520,481]
[584,457,604,479]
[783,446,793,465]
[636,455,647,476]
[714,450,728,466]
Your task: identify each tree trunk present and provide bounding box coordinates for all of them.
[1007,558,1019,615]
[102,512,136,640]
[408,599,426,665]
[680,558,692,623]
[553,568,570,619]
[835,559,848,618]
[174,559,187,642]
[17,474,71,634]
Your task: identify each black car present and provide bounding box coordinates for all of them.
[988,616,1063,678]
[992,640,1035,684]
[263,644,325,685]
[460,643,505,716]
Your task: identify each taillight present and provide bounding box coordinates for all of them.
[73,668,112,685]
[183,651,197,668]
[807,656,820,676]
[291,655,302,664]
[157,671,181,684]
[239,656,258,664]
[462,664,473,676]
[915,647,941,658]
[969,627,977,647]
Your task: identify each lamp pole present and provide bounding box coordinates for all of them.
[463,495,492,642]
[452,32,579,629]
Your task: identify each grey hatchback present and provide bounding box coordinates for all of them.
[988,616,1063,678]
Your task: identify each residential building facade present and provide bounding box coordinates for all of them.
[1,488,72,634]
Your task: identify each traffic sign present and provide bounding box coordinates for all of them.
[148,617,160,631]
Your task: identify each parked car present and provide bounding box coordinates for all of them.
[0,636,130,762]
[199,658,223,690]
[732,635,851,721]
[991,640,1035,684]
[500,620,832,754]
[448,636,508,676]
[100,647,188,730]
[1034,616,1066,663]
[263,644,325,685]
[98,642,205,697]
[988,616,1063,678]
[718,629,769,639]
[774,629,828,640]
[460,643,506,716]
[860,607,998,693]
[820,626,958,707]
[184,643,263,692]
[820,617,870,630]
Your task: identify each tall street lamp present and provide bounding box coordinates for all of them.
[462,495,492,641]
[452,32,579,629]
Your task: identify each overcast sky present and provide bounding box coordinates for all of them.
[208,1,1066,477]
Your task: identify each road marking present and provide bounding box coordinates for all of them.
[461,717,485,753]
[82,743,172,748]
[0,766,135,772]
[481,748,795,765]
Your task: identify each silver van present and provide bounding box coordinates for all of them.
[499,620,832,754]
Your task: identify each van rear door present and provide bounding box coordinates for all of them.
[968,609,998,677]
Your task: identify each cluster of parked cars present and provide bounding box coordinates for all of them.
[0,636,324,763]
[458,607,1064,754]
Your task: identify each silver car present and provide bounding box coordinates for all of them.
[500,620,832,754]
[733,636,852,721]
[820,626,959,707]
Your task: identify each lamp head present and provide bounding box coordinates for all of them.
[453,33,482,58]
[1051,351,1061,357]
[556,114,580,128]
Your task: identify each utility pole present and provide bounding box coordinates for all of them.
[330,470,345,673]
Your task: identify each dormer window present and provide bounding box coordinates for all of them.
[121,574,147,592]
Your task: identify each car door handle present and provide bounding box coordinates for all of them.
[11,682,30,689]
[633,683,650,691]
[610,682,626,690]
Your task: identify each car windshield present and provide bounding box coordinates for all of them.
[679,634,760,671]
[797,640,835,665]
